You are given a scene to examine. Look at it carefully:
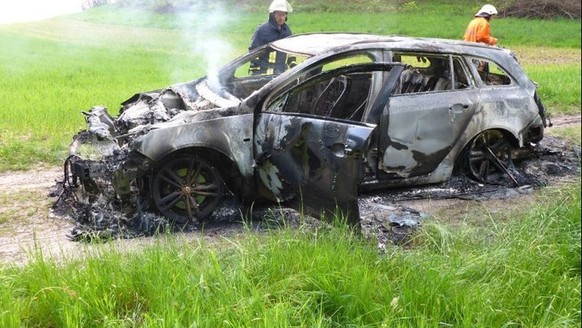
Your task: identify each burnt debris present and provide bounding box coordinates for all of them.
[50,135,580,245]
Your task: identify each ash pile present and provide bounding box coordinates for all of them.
[364,135,580,204]
[50,136,580,244]
[358,135,580,249]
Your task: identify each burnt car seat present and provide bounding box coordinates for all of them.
[313,75,351,117]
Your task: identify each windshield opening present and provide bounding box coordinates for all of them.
[207,46,311,100]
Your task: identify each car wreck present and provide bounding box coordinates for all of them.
[60,33,548,228]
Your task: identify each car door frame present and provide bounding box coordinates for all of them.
[376,55,480,182]
[251,63,405,225]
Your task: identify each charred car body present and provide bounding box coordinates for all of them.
[65,33,547,225]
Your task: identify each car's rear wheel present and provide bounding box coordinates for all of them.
[151,155,224,223]
[464,130,514,184]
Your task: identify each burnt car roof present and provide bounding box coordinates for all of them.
[270,33,385,56]
[269,33,530,92]
[272,33,512,58]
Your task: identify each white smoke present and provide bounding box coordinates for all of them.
[176,3,234,90]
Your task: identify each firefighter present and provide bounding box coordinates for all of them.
[463,4,498,46]
[248,0,294,75]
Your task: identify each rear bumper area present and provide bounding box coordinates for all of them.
[523,120,544,145]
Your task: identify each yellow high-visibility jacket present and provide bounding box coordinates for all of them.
[463,17,497,45]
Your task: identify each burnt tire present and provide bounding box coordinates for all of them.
[463,130,514,184]
[151,155,224,224]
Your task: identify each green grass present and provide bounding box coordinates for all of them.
[0,2,579,171]
[548,125,582,145]
[527,64,582,114]
[1,184,579,326]
[0,3,579,326]
[0,22,206,170]
[72,4,582,47]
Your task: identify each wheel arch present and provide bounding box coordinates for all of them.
[133,114,255,179]
[151,147,247,195]
[453,127,519,172]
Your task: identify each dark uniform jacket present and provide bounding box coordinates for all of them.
[249,13,292,75]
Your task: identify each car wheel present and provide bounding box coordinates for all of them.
[151,155,224,223]
[464,130,514,184]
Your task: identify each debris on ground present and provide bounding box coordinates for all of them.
[49,135,580,247]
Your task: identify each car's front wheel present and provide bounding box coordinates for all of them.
[151,155,224,223]
[463,130,514,184]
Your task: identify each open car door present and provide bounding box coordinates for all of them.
[252,63,404,225]
[254,114,374,225]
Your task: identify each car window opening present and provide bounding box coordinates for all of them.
[391,54,471,94]
[469,57,513,86]
[267,71,372,122]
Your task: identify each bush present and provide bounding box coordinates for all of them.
[497,0,580,19]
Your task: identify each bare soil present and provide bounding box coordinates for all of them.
[0,114,579,266]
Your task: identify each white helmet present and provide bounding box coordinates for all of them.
[269,0,293,13]
[475,4,498,16]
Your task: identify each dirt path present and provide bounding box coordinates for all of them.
[548,113,581,128]
[0,114,579,266]
[0,167,73,265]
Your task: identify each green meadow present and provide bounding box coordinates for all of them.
[1,185,580,327]
[0,2,580,171]
[0,1,580,326]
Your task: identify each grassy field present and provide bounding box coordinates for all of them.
[0,2,580,171]
[0,2,580,326]
[0,185,580,326]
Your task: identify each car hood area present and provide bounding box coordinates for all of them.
[71,75,248,159]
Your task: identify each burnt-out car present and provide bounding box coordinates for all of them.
[65,33,547,225]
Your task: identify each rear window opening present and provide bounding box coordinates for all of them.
[391,53,471,93]
[468,57,513,86]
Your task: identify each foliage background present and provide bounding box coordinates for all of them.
[98,0,582,18]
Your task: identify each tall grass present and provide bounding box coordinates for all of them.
[0,23,207,170]
[0,3,579,171]
[1,184,579,326]
[527,64,582,114]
